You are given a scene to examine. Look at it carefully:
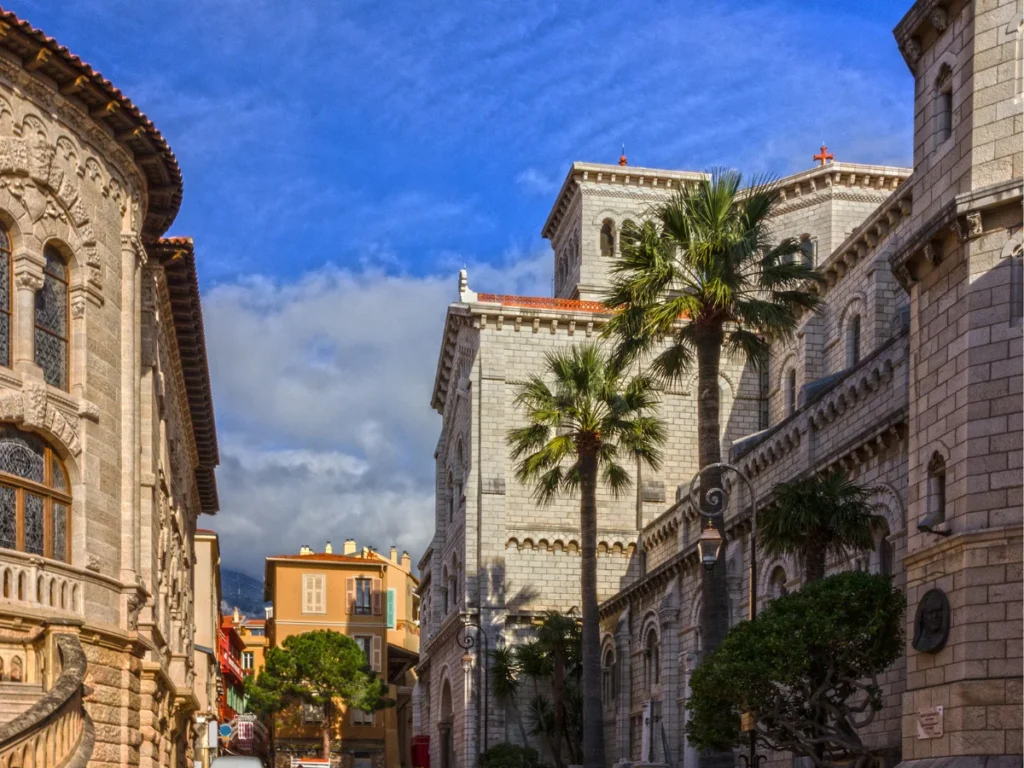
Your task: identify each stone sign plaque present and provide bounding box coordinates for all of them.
[917,706,944,739]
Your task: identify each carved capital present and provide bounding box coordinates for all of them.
[14,271,43,291]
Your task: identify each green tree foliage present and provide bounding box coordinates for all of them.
[480,743,542,768]
[686,572,905,768]
[507,346,665,768]
[494,612,583,768]
[758,471,886,583]
[244,630,391,759]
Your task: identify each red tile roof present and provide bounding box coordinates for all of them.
[477,293,612,313]
[0,8,183,240]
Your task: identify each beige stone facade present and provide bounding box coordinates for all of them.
[0,9,220,768]
[415,1,1022,767]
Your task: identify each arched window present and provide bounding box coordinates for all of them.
[447,473,454,523]
[935,63,953,145]
[0,226,10,369]
[0,426,71,562]
[769,566,788,600]
[1009,243,1022,323]
[448,557,458,611]
[920,453,947,532]
[644,627,660,688]
[35,247,68,390]
[600,220,615,258]
[602,645,617,706]
[785,369,797,416]
[441,566,449,614]
[874,520,894,577]
[846,314,862,368]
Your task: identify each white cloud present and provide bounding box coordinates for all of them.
[204,248,552,578]
[515,167,560,197]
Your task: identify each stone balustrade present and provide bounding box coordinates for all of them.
[0,633,93,767]
[0,550,85,617]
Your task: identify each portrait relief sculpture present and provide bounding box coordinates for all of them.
[912,588,951,654]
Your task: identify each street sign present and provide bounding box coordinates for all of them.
[219,723,233,739]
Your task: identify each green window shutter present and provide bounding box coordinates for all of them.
[387,588,396,628]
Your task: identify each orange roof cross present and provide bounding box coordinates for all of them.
[813,144,834,166]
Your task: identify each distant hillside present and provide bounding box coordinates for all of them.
[220,568,268,618]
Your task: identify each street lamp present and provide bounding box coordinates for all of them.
[696,519,723,570]
[688,462,762,768]
[457,613,489,755]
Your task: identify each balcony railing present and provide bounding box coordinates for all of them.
[0,548,86,616]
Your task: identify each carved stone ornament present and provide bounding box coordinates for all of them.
[912,588,951,654]
[954,212,983,242]
[86,554,102,572]
[923,241,941,266]
[929,5,949,32]
[903,37,922,63]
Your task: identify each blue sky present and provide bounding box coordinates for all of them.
[14,0,915,579]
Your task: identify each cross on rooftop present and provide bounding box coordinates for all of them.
[813,144,834,166]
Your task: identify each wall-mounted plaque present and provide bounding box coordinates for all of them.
[912,588,951,654]
[917,706,943,739]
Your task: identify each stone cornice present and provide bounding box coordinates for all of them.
[149,238,219,515]
[542,162,707,239]
[0,9,183,239]
[889,179,1023,291]
[893,0,960,73]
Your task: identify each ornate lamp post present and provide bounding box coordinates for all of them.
[457,613,489,756]
[688,462,762,768]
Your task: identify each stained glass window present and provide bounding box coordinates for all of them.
[0,486,14,550]
[24,493,42,555]
[0,428,44,483]
[0,426,71,562]
[52,503,67,562]
[34,247,68,390]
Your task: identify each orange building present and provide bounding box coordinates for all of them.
[264,540,420,768]
[228,607,270,678]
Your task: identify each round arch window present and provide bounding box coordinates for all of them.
[0,426,71,562]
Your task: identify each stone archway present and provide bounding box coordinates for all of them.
[439,677,454,768]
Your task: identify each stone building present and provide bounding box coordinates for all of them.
[414,0,1022,767]
[0,8,220,768]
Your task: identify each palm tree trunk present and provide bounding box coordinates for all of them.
[579,448,606,768]
[804,550,827,583]
[696,328,734,768]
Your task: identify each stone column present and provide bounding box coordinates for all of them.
[12,250,43,377]
[683,652,699,768]
[463,653,477,768]
[119,235,141,585]
[660,608,681,766]
[615,610,632,761]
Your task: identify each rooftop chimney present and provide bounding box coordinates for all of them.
[390,545,398,563]
[233,606,240,623]
[325,541,333,554]
[401,551,411,570]
[343,538,356,555]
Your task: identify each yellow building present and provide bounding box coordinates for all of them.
[227,606,270,678]
[264,540,420,768]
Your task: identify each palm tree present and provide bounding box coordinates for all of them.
[758,470,885,583]
[507,346,666,768]
[490,645,530,746]
[602,169,823,656]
